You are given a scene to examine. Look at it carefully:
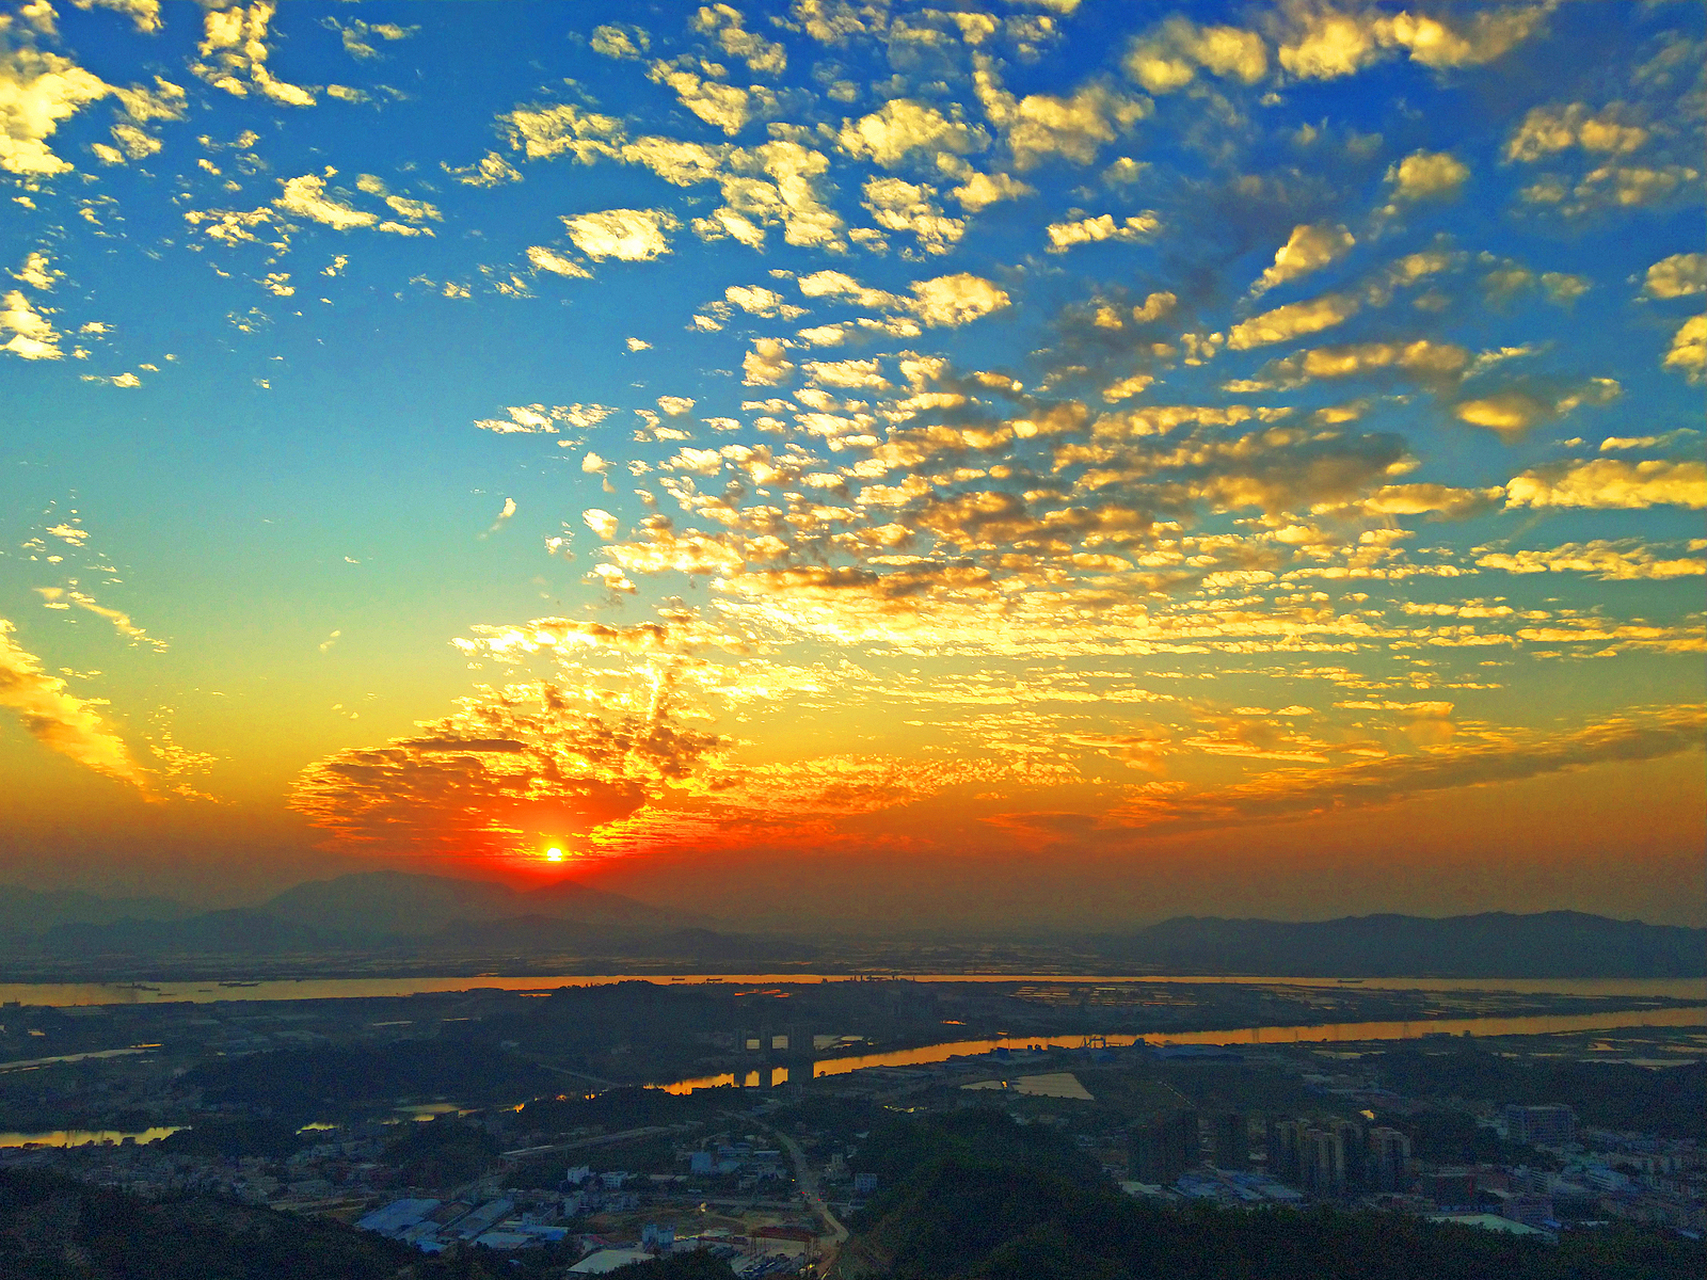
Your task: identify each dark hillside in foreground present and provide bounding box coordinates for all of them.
[838,1110,1703,1280]
[1095,912,1706,978]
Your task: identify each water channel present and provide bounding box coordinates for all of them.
[659,1004,1706,1093]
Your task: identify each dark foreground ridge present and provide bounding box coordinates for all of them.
[835,1110,1702,1280]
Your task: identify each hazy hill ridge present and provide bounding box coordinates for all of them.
[0,877,1699,976]
[1102,911,1706,978]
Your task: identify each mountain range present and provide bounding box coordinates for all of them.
[0,876,1700,976]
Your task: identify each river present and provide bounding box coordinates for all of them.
[659,1004,1707,1093]
[0,973,1701,1007]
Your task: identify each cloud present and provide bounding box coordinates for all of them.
[1505,102,1650,164]
[1124,16,1267,94]
[562,208,679,261]
[1276,3,1549,81]
[274,173,379,230]
[290,670,719,856]
[1043,212,1159,253]
[446,151,523,187]
[1477,541,1704,581]
[473,403,615,434]
[1,289,61,360]
[1452,377,1620,440]
[1350,483,1503,520]
[193,1,317,107]
[973,55,1150,170]
[526,246,592,278]
[0,619,147,790]
[647,61,776,136]
[1505,458,1707,509]
[908,273,1011,327]
[1227,292,1361,350]
[837,98,988,168]
[725,285,806,319]
[1385,150,1469,204]
[71,0,163,34]
[691,5,786,75]
[743,336,795,386]
[861,177,965,255]
[589,22,649,60]
[1107,705,1703,834]
[12,251,57,290]
[1235,339,1468,391]
[0,36,111,175]
[1251,223,1355,297]
[1643,253,1706,300]
[1663,314,1705,384]
[950,170,1034,212]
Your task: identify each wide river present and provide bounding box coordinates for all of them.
[0,972,1701,1006]
[662,1005,1707,1093]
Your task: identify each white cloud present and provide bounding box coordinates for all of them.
[1043,211,1159,253]
[862,177,965,255]
[0,40,110,175]
[1664,314,1705,384]
[838,98,988,168]
[12,251,58,290]
[1251,223,1355,297]
[70,0,163,34]
[1385,150,1469,204]
[275,173,379,230]
[743,337,795,386]
[1506,458,1707,510]
[562,208,679,261]
[1228,292,1361,350]
[726,285,807,318]
[1,289,61,360]
[526,246,592,278]
[950,170,1034,212]
[974,54,1150,170]
[590,22,649,60]
[1124,16,1267,94]
[193,1,317,107]
[908,273,1011,327]
[649,62,763,136]
[1644,253,1706,299]
[691,4,787,75]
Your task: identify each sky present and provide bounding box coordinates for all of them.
[0,0,1702,931]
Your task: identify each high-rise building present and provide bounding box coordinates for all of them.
[1369,1127,1413,1192]
[1264,1118,1306,1183]
[1132,1110,1200,1185]
[1303,1126,1346,1197]
[1503,1104,1576,1147]
[1212,1113,1249,1169]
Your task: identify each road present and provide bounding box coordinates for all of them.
[757,1120,848,1260]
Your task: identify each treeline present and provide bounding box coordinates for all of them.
[840,1110,1702,1280]
[1366,1047,1706,1139]
[183,1040,557,1122]
[0,1167,553,1279]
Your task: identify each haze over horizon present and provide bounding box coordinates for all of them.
[2,0,1703,932]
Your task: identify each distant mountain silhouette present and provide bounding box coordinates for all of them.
[0,886,191,936]
[261,870,673,941]
[1098,911,1706,978]
[0,872,780,963]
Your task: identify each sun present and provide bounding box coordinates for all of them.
[544,847,565,863]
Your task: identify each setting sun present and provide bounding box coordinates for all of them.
[545,848,565,863]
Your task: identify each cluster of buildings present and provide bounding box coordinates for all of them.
[1118,1100,1705,1238]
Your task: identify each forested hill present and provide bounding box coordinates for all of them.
[1093,912,1706,977]
[835,1110,1702,1280]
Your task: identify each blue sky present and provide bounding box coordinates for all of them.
[0,0,1702,926]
